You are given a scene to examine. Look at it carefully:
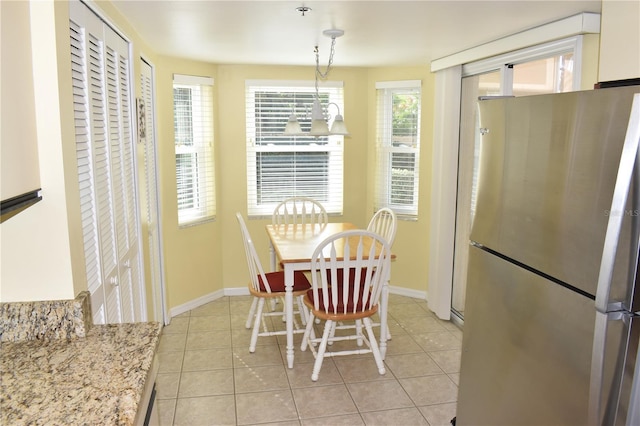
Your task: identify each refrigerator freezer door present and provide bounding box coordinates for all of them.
[472,86,640,299]
[457,245,595,426]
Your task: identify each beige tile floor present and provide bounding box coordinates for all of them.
[155,294,461,426]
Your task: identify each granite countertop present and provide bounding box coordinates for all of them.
[0,322,161,425]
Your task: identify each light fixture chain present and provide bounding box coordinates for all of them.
[315,36,337,99]
[315,36,337,80]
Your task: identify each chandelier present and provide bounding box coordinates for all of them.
[283,29,349,137]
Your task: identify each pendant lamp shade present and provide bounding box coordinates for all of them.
[329,113,349,135]
[282,29,349,138]
[309,99,330,136]
[284,114,303,135]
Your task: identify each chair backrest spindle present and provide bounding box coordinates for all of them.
[367,208,397,247]
[272,197,328,226]
[310,230,391,316]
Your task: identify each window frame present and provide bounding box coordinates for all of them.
[375,80,422,218]
[173,74,216,227]
[461,36,583,92]
[245,80,344,217]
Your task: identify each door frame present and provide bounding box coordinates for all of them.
[140,55,169,325]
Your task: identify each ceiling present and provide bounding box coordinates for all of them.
[110,1,602,68]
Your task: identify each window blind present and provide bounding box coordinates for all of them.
[375,80,422,218]
[245,80,344,217]
[173,74,216,226]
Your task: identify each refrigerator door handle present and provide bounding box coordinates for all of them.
[628,336,640,426]
[595,93,640,314]
[589,311,623,425]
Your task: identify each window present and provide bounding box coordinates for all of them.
[173,74,215,226]
[245,80,344,217]
[375,80,422,218]
[461,36,581,94]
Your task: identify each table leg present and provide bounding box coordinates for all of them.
[269,241,276,272]
[379,280,389,359]
[284,265,295,368]
[269,241,279,312]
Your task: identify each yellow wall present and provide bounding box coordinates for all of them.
[154,57,223,309]
[3,0,637,317]
[599,0,640,81]
[208,64,435,295]
[213,64,372,294]
[367,68,435,292]
[1,1,41,200]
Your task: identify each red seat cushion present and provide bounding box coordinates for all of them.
[257,270,310,293]
[326,268,375,286]
[306,281,372,313]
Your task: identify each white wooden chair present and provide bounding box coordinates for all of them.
[367,207,397,247]
[272,197,328,226]
[301,230,392,381]
[326,207,397,341]
[270,197,328,314]
[367,207,397,337]
[236,213,311,352]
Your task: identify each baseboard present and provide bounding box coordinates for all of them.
[168,285,425,320]
[388,285,427,301]
[168,290,225,318]
[223,287,250,297]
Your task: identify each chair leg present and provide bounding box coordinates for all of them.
[355,319,363,346]
[249,298,265,353]
[300,312,315,351]
[328,321,337,345]
[311,319,333,381]
[245,296,258,329]
[296,296,307,326]
[364,317,385,375]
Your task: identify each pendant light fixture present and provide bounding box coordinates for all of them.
[283,29,349,137]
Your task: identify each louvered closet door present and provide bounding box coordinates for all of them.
[104,27,141,323]
[69,1,144,324]
[141,58,167,323]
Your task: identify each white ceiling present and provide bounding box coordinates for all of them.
[110,0,602,68]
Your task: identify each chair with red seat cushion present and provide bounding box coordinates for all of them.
[236,212,311,353]
[300,229,392,381]
[326,208,397,341]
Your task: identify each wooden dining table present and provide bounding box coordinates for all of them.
[265,222,393,368]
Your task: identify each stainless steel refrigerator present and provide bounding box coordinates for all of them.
[456,85,640,425]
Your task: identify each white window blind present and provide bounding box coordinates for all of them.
[173,74,216,226]
[245,80,344,217]
[375,80,422,218]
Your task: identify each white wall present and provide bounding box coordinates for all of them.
[0,1,78,302]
